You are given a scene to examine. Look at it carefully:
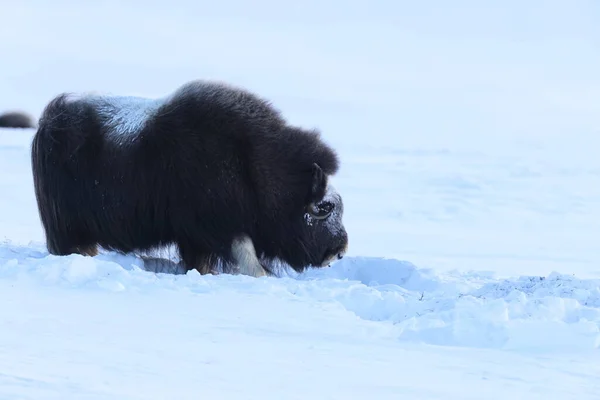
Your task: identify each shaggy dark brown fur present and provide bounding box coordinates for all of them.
[31,80,348,277]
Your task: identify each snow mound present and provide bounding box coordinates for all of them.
[2,241,599,352]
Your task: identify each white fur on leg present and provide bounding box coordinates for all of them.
[231,235,267,277]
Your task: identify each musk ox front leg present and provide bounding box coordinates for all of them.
[177,243,219,275]
[230,235,267,278]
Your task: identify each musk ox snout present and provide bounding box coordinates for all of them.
[317,230,348,267]
[331,227,349,264]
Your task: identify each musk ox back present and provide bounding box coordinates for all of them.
[0,111,36,129]
[31,79,348,277]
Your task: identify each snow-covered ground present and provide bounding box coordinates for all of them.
[1,0,600,398]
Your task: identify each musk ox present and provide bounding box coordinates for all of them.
[31,79,348,277]
[0,110,36,128]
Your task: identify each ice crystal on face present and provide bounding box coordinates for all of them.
[304,213,314,226]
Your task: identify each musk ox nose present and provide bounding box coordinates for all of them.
[337,238,348,261]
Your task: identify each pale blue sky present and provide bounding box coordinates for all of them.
[1,0,598,147]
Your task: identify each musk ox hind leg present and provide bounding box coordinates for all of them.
[45,232,99,258]
[75,244,99,257]
[230,235,268,278]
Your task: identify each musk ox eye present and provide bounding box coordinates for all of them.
[307,200,334,220]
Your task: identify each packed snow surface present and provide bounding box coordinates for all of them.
[2,0,600,398]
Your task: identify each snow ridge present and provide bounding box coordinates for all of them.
[2,241,599,352]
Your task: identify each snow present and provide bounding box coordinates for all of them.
[2,0,600,398]
[2,242,600,399]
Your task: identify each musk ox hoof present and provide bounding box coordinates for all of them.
[0,111,36,129]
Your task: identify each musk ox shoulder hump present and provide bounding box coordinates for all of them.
[168,79,287,127]
[171,80,340,173]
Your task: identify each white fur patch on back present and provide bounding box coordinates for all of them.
[93,95,164,141]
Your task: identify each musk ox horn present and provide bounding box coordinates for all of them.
[307,201,333,220]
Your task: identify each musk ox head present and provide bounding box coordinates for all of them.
[0,111,36,129]
[275,162,348,273]
[304,183,348,267]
